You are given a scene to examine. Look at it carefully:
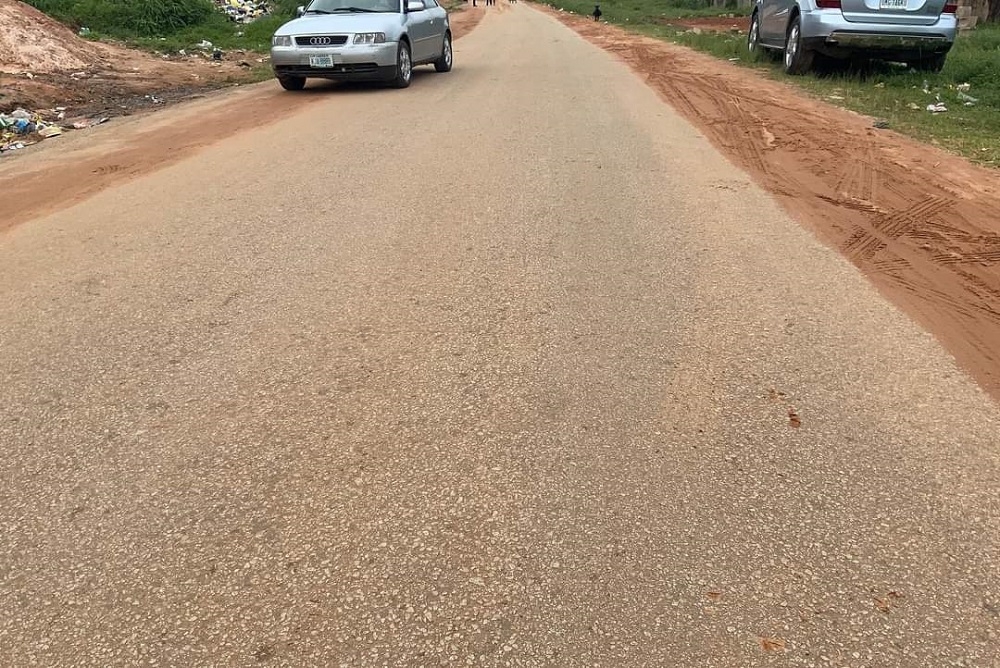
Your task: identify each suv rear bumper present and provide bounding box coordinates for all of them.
[800,9,956,58]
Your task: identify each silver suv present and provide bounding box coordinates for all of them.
[748,0,958,74]
[271,0,452,90]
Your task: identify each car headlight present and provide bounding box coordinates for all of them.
[354,32,386,44]
[272,35,293,47]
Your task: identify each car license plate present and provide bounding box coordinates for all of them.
[309,54,335,67]
[879,0,907,9]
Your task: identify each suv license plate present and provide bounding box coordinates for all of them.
[309,55,335,67]
[879,0,907,9]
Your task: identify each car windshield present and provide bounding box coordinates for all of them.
[304,0,398,13]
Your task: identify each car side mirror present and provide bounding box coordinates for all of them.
[295,5,305,16]
[406,0,425,11]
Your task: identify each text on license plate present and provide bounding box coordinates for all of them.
[309,55,335,67]
[879,0,907,9]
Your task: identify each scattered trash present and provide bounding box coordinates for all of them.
[0,141,26,154]
[213,49,224,61]
[828,94,844,100]
[78,26,91,36]
[197,40,214,49]
[874,82,885,88]
[13,119,36,134]
[144,94,162,104]
[921,79,930,94]
[71,117,109,130]
[907,102,921,110]
[0,107,108,156]
[958,91,978,106]
[957,82,971,92]
[179,49,187,56]
[214,0,270,23]
[873,118,890,129]
[0,107,70,155]
[728,57,739,61]
[926,102,948,113]
[24,72,34,80]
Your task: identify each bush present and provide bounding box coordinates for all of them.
[26,0,217,37]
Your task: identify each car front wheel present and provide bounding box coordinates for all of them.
[390,40,413,88]
[434,32,453,73]
[783,16,814,75]
[278,75,306,91]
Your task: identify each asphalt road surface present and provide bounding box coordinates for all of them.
[2,6,999,667]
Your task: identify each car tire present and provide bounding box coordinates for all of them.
[783,15,814,75]
[390,40,413,89]
[748,11,762,56]
[278,75,306,91]
[914,53,947,73]
[434,31,453,73]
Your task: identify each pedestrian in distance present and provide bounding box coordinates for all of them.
[592,4,602,20]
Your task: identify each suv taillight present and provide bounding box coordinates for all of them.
[817,0,842,8]
[942,1,957,11]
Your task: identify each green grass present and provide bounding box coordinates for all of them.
[540,0,1000,166]
[129,14,292,53]
[27,0,302,52]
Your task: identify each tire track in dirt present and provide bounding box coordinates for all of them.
[0,5,484,234]
[543,5,1000,400]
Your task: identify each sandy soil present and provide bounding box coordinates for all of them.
[545,6,1000,401]
[0,0,108,74]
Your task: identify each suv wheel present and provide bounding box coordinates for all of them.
[748,12,761,56]
[783,15,814,75]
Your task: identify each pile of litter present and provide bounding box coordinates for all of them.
[0,106,107,156]
[917,80,979,114]
[213,0,271,23]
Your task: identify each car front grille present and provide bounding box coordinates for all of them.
[275,63,382,75]
[295,35,349,46]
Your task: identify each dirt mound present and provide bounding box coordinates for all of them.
[0,0,109,74]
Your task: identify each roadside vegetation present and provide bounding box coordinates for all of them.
[539,0,1000,166]
[25,0,301,52]
[26,0,471,53]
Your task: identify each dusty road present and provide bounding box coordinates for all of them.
[2,5,999,667]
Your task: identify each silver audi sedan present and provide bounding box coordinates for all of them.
[749,0,957,74]
[270,0,452,90]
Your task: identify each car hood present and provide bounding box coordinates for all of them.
[275,13,403,35]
